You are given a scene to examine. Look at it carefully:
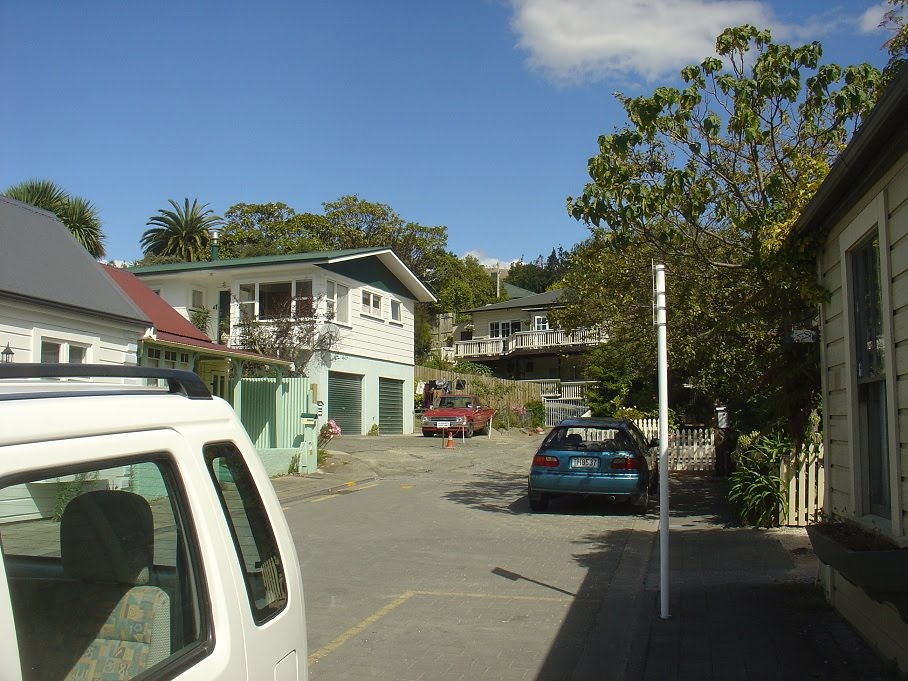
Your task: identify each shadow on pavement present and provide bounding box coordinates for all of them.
[665,474,739,528]
[528,488,899,681]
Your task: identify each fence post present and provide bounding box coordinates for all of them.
[779,454,793,526]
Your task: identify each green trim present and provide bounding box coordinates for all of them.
[128,247,386,274]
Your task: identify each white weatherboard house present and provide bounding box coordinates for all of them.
[0,196,149,365]
[130,248,435,435]
[794,65,908,671]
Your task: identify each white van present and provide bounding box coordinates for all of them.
[0,364,308,681]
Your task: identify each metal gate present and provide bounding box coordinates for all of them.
[328,371,362,435]
[378,377,404,434]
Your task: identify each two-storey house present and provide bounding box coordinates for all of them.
[454,289,605,381]
[130,248,435,435]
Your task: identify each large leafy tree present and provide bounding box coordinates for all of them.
[313,195,449,280]
[218,202,327,258]
[563,25,881,438]
[141,198,223,261]
[507,247,571,293]
[4,179,106,258]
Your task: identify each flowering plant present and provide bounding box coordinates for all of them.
[320,419,342,438]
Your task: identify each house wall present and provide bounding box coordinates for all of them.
[470,308,548,336]
[818,148,908,670]
[0,299,142,365]
[307,354,415,435]
[134,261,419,434]
[138,265,415,368]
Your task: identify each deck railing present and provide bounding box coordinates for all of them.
[454,328,605,358]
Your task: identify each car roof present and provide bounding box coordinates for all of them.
[555,417,636,429]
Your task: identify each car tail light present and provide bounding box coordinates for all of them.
[533,454,559,468]
[611,457,640,470]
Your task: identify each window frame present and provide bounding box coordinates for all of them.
[36,332,93,364]
[839,192,901,531]
[203,441,288,625]
[0,447,215,679]
[361,290,383,319]
[390,299,402,324]
[326,280,350,325]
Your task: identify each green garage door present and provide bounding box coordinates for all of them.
[328,371,362,436]
[378,378,404,435]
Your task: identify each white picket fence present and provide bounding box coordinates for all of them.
[780,443,825,527]
[634,418,716,471]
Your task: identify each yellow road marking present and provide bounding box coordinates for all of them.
[309,482,379,503]
[308,591,417,665]
[307,589,584,666]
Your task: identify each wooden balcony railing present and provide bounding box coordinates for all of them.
[454,328,605,359]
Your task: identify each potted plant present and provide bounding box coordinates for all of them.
[806,517,907,592]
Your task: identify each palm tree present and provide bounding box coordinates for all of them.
[4,179,106,258]
[141,198,223,262]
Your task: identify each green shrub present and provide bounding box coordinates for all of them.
[287,453,300,475]
[367,423,380,436]
[727,432,789,527]
[526,401,545,428]
[451,361,493,375]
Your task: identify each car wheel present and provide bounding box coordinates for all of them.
[465,423,474,438]
[422,430,434,437]
[528,484,549,512]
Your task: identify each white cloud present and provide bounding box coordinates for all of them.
[509,0,781,83]
[859,2,899,33]
[461,250,519,268]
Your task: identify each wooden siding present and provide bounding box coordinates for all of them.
[819,149,908,540]
[0,299,141,365]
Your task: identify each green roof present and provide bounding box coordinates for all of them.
[128,247,386,274]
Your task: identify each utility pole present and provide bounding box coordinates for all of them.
[654,263,670,619]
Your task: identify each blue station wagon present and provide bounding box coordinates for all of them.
[527,417,657,513]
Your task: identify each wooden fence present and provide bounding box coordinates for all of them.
[634,418,716,471]
[780,443,825,527]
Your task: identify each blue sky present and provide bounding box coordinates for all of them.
[1,1,899,266]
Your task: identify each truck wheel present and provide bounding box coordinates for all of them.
[465,423,474,438]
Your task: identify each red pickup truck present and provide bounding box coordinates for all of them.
[420,394,495,438]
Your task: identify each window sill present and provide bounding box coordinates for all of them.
[389,321,403,328]
[360,313,385,322]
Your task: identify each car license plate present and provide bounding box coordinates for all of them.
[436,421,451,429]
[570,457,598,469]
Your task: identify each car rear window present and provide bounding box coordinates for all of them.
[541,427,635,451]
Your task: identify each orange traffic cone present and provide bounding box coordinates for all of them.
[444,430,454,449]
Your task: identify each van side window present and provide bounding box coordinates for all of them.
[0,458,209,681]
[204,442,288,624]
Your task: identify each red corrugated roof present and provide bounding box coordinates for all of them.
[102,264,287,364]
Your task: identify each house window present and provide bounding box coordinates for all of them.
[294,280,314,318]
[191,289,204,310]
[40,339,88,364]
[326,281,350,324]
[489,320,522,338]
[146,347,191,370]
[258,282,291,320]
[362,291,382,318]
[237,281,313,321]
[390,300,402,323]
[239,283,256,322]
[534,315,549,331]
[851,233,890,519]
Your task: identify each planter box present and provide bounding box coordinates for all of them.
[807,524,908,592]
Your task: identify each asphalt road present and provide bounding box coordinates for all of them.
[281,430,660,681]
